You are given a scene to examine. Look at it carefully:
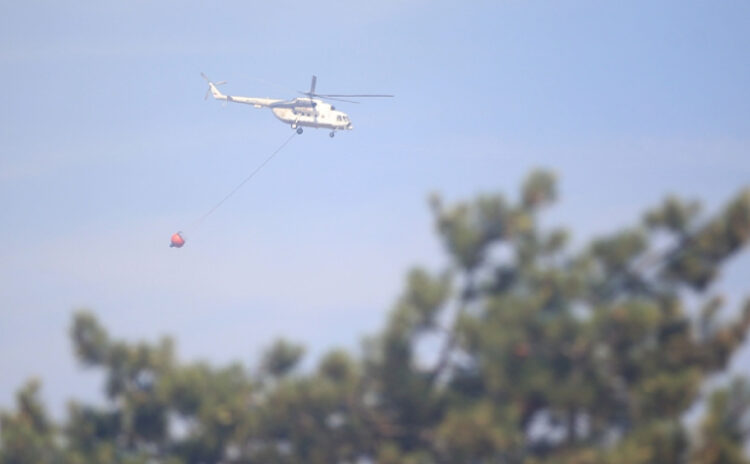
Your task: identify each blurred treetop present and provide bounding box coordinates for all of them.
[2,170,750,464]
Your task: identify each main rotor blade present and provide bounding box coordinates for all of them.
[310,75,317,95]
[316,94,394,98]
[319,96,360,104]
[295,92,360,104]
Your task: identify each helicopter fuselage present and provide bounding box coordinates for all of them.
[269,98,353,131]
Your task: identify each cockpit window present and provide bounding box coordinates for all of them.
[336,115,342,121]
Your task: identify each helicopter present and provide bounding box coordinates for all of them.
[201,73,393,137]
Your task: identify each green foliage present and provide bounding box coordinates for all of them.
[690,379,750,464]
[2,170,750,463]
[521,169,557,210]
[644,195,701,234]
[0,380,61,464]
[261,339,306,378]
[666,191,750,290]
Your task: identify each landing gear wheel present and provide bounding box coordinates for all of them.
[296,127,303,135]
[329,131,335,138]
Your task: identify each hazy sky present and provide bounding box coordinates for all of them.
[2,1,750,417]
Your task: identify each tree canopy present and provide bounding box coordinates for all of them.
[2,170,750,463]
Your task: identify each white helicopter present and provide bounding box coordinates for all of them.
[201,73,393,137]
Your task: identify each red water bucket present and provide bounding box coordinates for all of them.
[170,232,185,248]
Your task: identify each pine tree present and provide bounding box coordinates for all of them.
[2,171,749,463]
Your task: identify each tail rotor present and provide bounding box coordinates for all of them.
[201,72,227,100]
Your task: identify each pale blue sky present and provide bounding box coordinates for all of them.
[1,1,749,417]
